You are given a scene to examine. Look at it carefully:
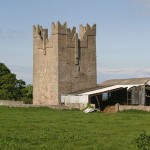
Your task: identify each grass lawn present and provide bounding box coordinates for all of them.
[0,106,150,150]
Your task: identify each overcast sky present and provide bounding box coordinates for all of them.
[0,0,150,84]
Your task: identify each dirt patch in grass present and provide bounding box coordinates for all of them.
[103,105,116,113]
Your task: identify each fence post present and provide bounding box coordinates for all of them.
[115,103,119,112]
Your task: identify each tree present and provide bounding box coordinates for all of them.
[0,63,27,100]
[22,84,33,104]
[14,79,26,100]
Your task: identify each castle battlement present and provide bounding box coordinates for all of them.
[33,22,96,49]
[79,24,96,39]
[33,25,48,40]
[33,22,96,41]
[52,21,67,34]
[67,27,76,35]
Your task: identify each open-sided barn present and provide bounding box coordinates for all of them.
[61,78,150,110]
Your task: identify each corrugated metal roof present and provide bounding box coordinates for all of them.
[80,84,143,96]
[64,77,150,95]
[65,86,104,95]
[99,77,150,87]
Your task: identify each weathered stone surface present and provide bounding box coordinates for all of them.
[33,22,97,106]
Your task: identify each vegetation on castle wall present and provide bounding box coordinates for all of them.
[0,63,32,102]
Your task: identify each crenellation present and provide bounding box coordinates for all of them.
[85,24,96,36]
[67,27,76,35]
[33,25,38,38]
[79,24,86,40]
[52,21,67,34]
[79,35,88,48]
[67,33,77,48]
[79,24,96,39]
[33,25,48,40]
[79,24,96,48]
[33,25,42,38]
[42,29,48,40]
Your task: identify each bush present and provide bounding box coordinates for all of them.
[23,98,32,104]
[134,132,150,150]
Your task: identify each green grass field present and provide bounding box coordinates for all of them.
[0,106,150,150]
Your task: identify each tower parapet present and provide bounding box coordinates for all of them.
[52,21,67,34]
[79,24,96,39]
[67,27,76,35]
[67,28,77,48]
[33,25,48,40]
[33,25,48,54]
[79,24,96,48]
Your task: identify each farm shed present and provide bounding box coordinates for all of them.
[61,78,150,110]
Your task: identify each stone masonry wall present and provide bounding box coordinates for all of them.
[33,25,59,105]
[33,22,97,106]
[115,104,150,112]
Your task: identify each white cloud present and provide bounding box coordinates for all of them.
[99,68,150,75]
[0,30,4,38]
[8,65,33,84]
[6,65,150,85]
[97,68,150,83]
[0,29,30,39]
[129,0,150,17]
[135,0,150,7]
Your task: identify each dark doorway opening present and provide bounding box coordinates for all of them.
[110,89,127,105]
[90,93,111,111]
[89,88,128,111]
[90,95,101,109]
[145,86,150,106]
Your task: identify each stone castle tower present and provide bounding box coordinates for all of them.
[33,22,97,105]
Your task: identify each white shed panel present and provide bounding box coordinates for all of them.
[61,95,89,104]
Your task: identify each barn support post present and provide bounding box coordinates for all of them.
[96,95,101,109]
[127,90,128,105]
